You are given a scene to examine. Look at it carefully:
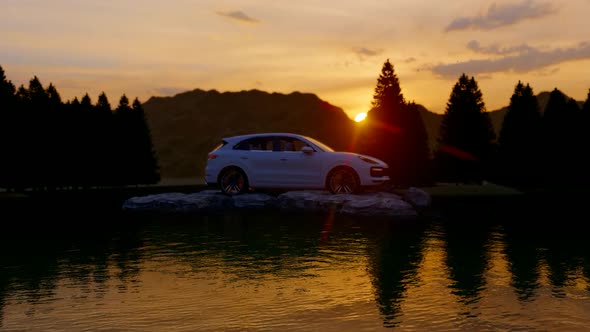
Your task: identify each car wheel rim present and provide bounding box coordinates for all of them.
[221,170,245,194]
[330,170,357,194]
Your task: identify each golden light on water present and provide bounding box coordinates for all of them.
[354,112,367,122]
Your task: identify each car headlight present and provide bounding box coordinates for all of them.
[358,156,379,164]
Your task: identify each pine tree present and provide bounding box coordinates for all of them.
[44,83,64,188]
[370,59,405,117]
[46,84,62,109]
[584,89,590,113]
[496,81,542,188]
[110,95,160,185]
[0,65,16,101]
[581,90,590,185]
[541,88,572,187]
[96,92,111,114]
[0,65,17,190]
[26,76,51,189]
[113,94,133,185]
[434,74,496,183]
[90,92,114,186]
[362,60,404,182]
[28,76,49,109]
[65,96,85,187]
[118,94,130,110]
[80,93,93,113]
[361,59,430,186]
[70,97,81,108]
[564,97,582,187]
[15,84,29,103]
[75,93,95,187]
[404,101,432,185]
[131,98,160,184]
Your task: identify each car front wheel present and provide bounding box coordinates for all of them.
[327,167,359,194]
[219,167,249,195]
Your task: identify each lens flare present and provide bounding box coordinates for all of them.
[354,112,367,122]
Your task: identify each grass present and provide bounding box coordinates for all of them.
[152,177,205,186]
[420,182,524,197]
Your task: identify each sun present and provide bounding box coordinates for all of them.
[354,112,367,122]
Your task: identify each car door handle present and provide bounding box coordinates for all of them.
[240,157,248,160]
[280,158,288,161]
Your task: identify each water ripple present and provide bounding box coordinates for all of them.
[1,213,590,331]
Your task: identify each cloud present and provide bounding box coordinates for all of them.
[431,41,590,78]
[535,67,560,76]
[404,57,417,63]
[445,0,557,31]
[352,47,383,59]
[466,40,537,55]
[216,10,259,23]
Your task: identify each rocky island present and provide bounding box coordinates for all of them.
[122,187,431,218]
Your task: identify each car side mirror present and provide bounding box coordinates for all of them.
[301,146,314,154]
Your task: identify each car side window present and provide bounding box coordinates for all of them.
[272,137,309,152]
[234,137,271,151]
[235,136,310,152]
[292,139,310,151]
[272,138,282,152]
[234,140,250,150]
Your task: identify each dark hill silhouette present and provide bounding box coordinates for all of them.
[143,89,583,180]
[142,89,356,179]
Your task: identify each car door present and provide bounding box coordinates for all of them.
[272,136,324,188]
[231,136,276,187]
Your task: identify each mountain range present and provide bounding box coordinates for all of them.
[142,89,582,180]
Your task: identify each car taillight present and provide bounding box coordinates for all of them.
[208,154,217,159]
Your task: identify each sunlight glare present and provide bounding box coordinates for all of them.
[354,112,367,122]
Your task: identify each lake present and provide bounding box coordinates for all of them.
[1,197,589,331]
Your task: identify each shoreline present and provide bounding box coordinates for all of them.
[0,180,583,217]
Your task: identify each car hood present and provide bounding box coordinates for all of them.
[329,151,389,166]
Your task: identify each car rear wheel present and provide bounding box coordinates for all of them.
[327,167,359,194]
[219,167,249,195]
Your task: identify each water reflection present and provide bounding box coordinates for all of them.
[537,224,590,298]
[502,223,542,301]
[364,220,428,327]
[442,220,492,303]
[136,212,331,281]
[0,217,145,322]
[501,215,590,299]
[1,207,590,330]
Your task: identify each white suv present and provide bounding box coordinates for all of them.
[205,133,390,195]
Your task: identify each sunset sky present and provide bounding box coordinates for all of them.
[2,0,589,119]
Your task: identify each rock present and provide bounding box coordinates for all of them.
[403,187,432,209]
[340,195,417,217]
[277,190,333,211]
[233,193,278,209]
[122,189,431,218]
[122,191,232,212]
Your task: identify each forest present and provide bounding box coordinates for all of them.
[0,65,159,192]
[356,60,590,191]
[1,61,589,193]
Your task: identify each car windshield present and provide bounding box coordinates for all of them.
[305,136,335,152]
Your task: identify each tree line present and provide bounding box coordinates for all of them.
[359,59,590,191]
[3,60,588,193]
[0,65,159,191]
